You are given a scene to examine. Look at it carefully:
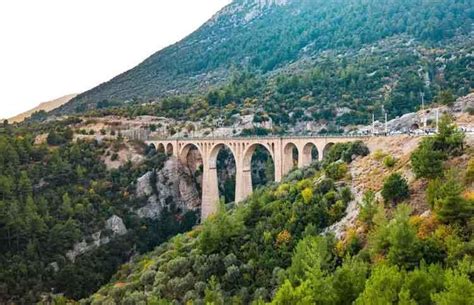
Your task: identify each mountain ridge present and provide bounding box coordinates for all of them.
[7,93,77,123]
[57,0,473,115]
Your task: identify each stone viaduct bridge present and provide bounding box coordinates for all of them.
[146,135,370,220]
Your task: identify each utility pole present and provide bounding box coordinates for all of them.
[420,91,425,110]
[372,113,375,136]
[435,108,439,133]
[421,91,427,131]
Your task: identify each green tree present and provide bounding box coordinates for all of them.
[17,171,32,201]
[355,264,404,305]
[358,191,378,228]
[432,269,474,305]
[199,203,244,254]
[435,90,456,106]
[381,173,410,205]
[271,280,315,305]
[434,115,464,156]
[465,158,474,184]
[402,263,445,305]
[287,235,334,284]
[60,193,74,219]
[386,204,421,269]
[204,277,225,305]
[331,257,369,305]
[411,139,445,179]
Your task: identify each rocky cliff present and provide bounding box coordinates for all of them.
[136,157,201,219]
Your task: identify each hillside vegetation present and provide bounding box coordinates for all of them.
[0,121,197,303]
[60,0,473,128]
[80,117,473,305]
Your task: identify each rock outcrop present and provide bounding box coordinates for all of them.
[66,215,127,262]
[106,215,128,236]
[136,158,201,219]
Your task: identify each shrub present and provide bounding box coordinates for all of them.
[325,141,369,164]
[465,158,474,184]
[325,162,348,180]
[301,187,313,204]
[199,204,244,254]
[276,230,292,247]
[373,149,387,161]
[381,173,410,204]
[383,155,397,168]
[359,191,378,227]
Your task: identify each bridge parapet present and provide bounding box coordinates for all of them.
[147,134,371,141]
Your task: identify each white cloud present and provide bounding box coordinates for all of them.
[0,0,231,118]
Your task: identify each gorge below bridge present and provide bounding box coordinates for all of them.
[146,135,371,220]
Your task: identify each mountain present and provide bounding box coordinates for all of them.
[58,0,473,118]
[8,94,77,123]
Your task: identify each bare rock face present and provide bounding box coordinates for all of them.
[106,215,128,236]
[136,158,201,219]
[66,215,127,262]
[453,93,474,113]
[136,171,154,197]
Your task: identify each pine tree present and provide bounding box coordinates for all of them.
[381,173,410,205]
[411,139,444,179]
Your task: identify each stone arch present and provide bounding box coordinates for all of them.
[209,143,236,169]
[157,143,165,153]
[242,143,274,172]
[179,143,202,164]
[282,142,299,176]
[323,142,335,159]
[208,143,237,203]
[166,143,174,156]
[302,142,320,165]
[242,143,275,190]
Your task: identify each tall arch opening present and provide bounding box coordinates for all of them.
[323,143,335,160]
[243,144,275,190]
[157,143,165,154]
[302,142,319,166]
[283,142,299,176]
[166,143,174,156]
[209,144,236,203]
[179,144,203,197]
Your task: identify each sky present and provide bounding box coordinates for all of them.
[0,0,231,119]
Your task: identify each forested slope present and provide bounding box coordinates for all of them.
[0,121,197,303]
[81,116,473,304]
[59,0,473,126]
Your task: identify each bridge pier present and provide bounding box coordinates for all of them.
[202,159,220,219]
[147,136,368,221]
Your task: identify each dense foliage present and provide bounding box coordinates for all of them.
[81,132,473,305]
[83,160,355,304]
[0,124,197,303]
